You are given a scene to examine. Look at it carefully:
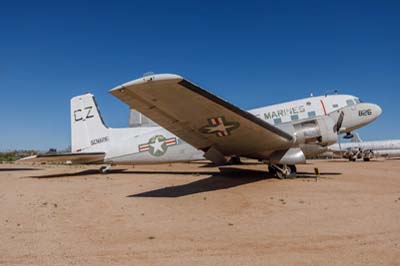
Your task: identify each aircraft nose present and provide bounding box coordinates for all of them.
[371,104,382,119]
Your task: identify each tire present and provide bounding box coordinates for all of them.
[99,166,108,174]
[276,170,285,180]
[289,165,297,174]
[268,165,277,176]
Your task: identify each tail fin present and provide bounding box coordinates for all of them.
[351,133,362,143]
[70,93,109,153]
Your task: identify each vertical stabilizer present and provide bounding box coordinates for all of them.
[70,94,109,153]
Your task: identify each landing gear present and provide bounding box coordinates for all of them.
[268,164,297,179]
[99,165,112,174]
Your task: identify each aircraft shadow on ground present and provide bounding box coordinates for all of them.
[128,168,270,198]
[25,169,218,179]
[0,168,41,172]
[128,168,340,198]
[25,167,341,197]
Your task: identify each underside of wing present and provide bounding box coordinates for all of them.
[18,152,105,164]
[109,74,293,161]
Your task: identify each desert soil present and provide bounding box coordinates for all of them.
[0,159,399,266]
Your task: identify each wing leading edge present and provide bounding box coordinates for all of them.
[109,74,293,161]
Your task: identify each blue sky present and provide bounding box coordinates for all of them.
[0,0,399,150]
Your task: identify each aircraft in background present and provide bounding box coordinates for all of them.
[20,74,382,178]
[329,133,400,161]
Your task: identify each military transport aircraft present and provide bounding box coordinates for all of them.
[329,133,400,161]
[20,74,382,178]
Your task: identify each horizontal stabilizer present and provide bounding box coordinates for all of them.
[18,152,105,164]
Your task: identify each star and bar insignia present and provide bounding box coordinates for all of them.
[138,135,177,156]
[199,116,240,137]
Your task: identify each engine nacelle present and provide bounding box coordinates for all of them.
[290,116,338,147]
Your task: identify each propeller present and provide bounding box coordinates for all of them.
[333,111,344,133]
[333,111,345,157]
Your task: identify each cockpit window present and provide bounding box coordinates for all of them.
[346,99,355,106]
[354,98,361,104]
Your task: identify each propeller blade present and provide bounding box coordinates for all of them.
[333,111,345,133]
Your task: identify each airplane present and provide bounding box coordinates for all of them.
[20,74,382,178]
[329,133,400,161]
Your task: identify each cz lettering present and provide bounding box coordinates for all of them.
[74,106,94,121]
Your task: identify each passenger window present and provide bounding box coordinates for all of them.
[306,101,311,106]
[332,104,339,108]
[291,115,299,121]
[274,118,282,125]
[346,99,355,106]
[308,111,316,118]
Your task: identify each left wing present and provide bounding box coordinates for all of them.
[109,74,293,162]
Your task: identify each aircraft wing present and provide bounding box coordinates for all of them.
[18,152,105,164]
[109,74,293,163]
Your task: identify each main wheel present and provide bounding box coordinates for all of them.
[268,165,277,176]
[289,165,297,174]
[276,165,293,179]
[276,170,286,180]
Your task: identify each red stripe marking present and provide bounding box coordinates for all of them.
[320,99,327,115]
[212,118,218,125]
[139,145,150,151]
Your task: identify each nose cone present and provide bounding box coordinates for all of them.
[336,102,383,133]
[371,104,383,119]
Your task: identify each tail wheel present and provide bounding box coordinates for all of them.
[99,165,111,174]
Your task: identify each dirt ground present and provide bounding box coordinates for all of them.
[0,159,399,266]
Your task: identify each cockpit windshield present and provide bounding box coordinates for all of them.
[346,99,355,106]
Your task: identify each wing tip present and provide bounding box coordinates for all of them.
[109,73,183,93]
